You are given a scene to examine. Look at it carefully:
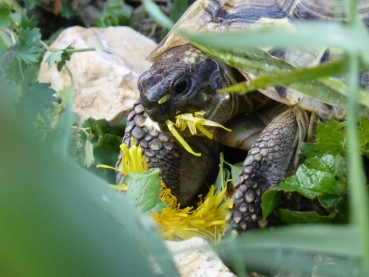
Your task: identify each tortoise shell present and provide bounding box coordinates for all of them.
[146,0,369,120]
[150,0,369,61]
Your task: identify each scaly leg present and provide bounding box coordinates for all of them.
[116,100,181,196]
[231,107,309,232]
[117,100,223,204]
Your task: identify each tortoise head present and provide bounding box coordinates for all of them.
[138,44,237,125]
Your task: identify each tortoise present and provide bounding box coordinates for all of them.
[117,0,369,233]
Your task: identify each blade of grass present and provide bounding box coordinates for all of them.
[180,21,369,65]
[344,0,369,271]
[220,59,344,93]
[193,43,369,114]
[219,225,362,275]
[0,103,179,277]
[52,66,75,161]
[143,0,174,29]
[217,225,360,259]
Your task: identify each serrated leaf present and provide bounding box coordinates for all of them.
[18,15,37,30]
[314,120,347,155]
[277,209,337,224]
[224,161,242,185]
[57,47,73,71]
[282,151,348,198]
[18,81,56,119]
[82,118,108,138]
[14,18,41,64]
[45,50,63,68]
[124,169,163,213]
[262,148,348,222]
[313,118,369,157]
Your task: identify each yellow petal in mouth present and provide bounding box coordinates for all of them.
[166,119,201,156]
[158,94,171,104]
[166,112,232,156]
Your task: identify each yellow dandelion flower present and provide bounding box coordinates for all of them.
[152,184,228,243]
[97,138,148,175]
[98,138,230,242]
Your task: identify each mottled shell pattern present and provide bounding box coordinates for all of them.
[147,0,369,120]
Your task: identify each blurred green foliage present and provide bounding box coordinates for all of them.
[0,1,180,276]
[2,0,369,276]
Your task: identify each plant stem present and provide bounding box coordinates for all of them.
[40,40,95,53]
[346,53,369,271]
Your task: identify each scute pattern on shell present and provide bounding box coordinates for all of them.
[149,0,369,62]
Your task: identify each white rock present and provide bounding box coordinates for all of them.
[166,237,237,277]
[38,26,157,124]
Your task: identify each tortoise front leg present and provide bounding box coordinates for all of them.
[230,107,309,232]
[117,100,223,204]
[116,100,181,196]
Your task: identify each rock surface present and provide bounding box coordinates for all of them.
[166,237,236,277]
[38,26,157,124]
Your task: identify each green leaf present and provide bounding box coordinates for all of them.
[261,190,282,218]
[95,0,132,27]
[224,161,242,185]
[170,0,189,23]
[0,3,12,27]
[59,0,78,19]
[56,46,73,71]
[94,134,121,162]
[0,29,12,50]
[124,169,165,213]
[0,73,18,102]
[14,17,42,64]
[218,225,362,275]
[214,153,230,193]
[18,81,56,120]
[262,144,348,222]
[0,103,179,277]
[277,209,337,224]
[45,50,64,68]
[314,120,347,156]
[280,149,348,198]
[313,118,369,157]
[23,0,36,11]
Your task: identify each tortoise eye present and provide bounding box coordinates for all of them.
[174,77,190,94]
